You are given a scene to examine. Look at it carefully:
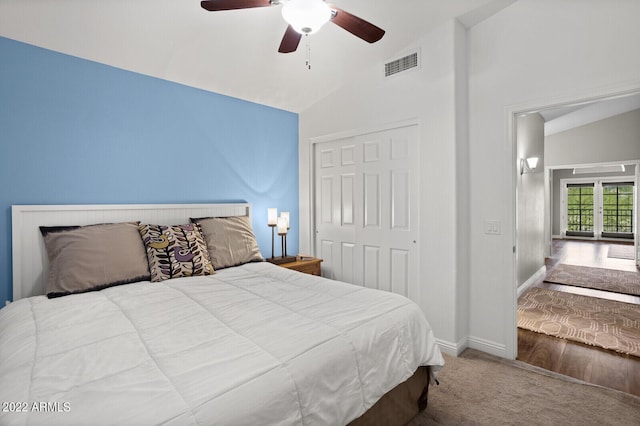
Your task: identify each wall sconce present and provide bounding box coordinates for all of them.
[520,157,539,175]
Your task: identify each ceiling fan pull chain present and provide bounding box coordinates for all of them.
[306,35,311,70]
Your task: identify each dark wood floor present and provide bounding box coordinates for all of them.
[517,239,640,397]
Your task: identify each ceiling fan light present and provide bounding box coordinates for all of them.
[281,0,332,35]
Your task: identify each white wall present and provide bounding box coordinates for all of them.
[468,0,640,357]
[516,113,545,287]
[546,109,640,167]
[299,20,470,353]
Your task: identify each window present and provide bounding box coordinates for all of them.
[566,183,594,237]
[562,178,635,240]
[602,182,634,238]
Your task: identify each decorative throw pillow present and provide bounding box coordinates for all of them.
[191,216,264,270]
[138,223,214,282]
[40,222,150,298]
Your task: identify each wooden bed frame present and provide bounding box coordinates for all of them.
[11,203,251,300]
[10,202,431,425]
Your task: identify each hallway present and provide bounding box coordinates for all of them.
[517,239,640,396]
[540,239,640,304]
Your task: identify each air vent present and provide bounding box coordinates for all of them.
[385,51,419,77]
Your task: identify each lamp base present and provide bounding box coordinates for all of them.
[266,256,297,265]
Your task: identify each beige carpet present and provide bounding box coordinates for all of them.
[410,349,640,426]
[518,287,640,357]
[543,263,640,296]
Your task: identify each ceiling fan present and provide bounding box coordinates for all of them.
[200,0,385,53]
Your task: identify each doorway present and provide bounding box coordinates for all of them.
[513,91,640,293]
[513,90,640,391]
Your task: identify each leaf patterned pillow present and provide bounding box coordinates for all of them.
[139,223,214,282]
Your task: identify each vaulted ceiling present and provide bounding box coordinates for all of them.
[541,93,640,136]
[0,0,512,112]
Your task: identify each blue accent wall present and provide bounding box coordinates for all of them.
[0,37,299,303]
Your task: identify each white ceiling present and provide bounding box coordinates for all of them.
[0,0,513,112]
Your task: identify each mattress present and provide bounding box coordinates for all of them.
[0,262,444,425]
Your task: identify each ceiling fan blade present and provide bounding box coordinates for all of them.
[278,25,302,53]
[330,7,385,43]
[200,0,272,12]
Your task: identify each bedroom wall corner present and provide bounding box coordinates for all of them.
[453,18,471,350]
[0,36,299,303]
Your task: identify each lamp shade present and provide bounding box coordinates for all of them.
[277,216,288,235]
[526,157,539,169]
[280,211,290,229]
[281,0,332,35]
[268,208,278,226]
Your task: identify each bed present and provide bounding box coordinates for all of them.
[1,203,444,426]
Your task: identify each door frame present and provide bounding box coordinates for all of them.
[508,85,640,359]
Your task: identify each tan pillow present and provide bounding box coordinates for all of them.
[40,222,150,298]
[192,216,264,269]
[138,223,214,282]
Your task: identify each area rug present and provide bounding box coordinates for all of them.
[518,287,640,357]
[608,244,635,260]
[543,263,640,296]
[409,349,640,426]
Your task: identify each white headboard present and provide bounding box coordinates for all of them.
[11,203,251,301]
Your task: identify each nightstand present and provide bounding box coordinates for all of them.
[278,258,323,276]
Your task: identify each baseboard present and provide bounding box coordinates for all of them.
[466,336,507,358]
[517,265,546,297]
[436,335,508,359]
[435,338,459,356]
[435,337,469,356]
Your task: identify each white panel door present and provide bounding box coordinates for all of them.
[314,138,357,281]
[314,124,420,302]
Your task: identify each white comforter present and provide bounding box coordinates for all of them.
[0,262,444,426]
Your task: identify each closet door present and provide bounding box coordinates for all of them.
[314,124,420,302]
[314,137,357,283]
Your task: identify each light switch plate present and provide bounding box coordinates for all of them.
[484,220,501,235]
